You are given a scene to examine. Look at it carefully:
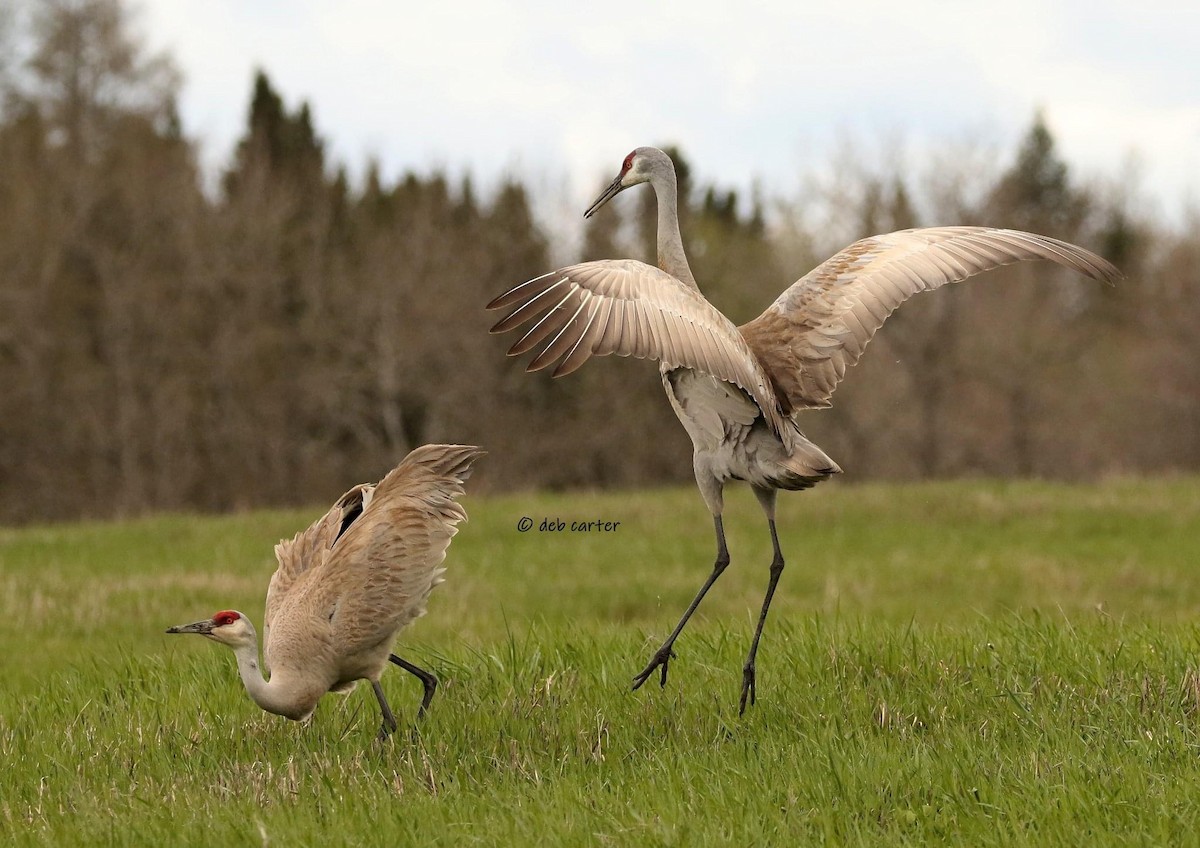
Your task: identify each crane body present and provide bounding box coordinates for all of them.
[168,444,485,739]
[489,146,1119,714]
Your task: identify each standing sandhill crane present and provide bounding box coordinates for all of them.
[487,146,1120,715]
[167,444,485,740]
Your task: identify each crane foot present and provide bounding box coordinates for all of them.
[738,662,756,715]
[376,713,401,742]
[373,680,399,742]
[632,646,676,691]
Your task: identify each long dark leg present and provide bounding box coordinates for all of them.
[739,517,785,715]
[372,680,398,741]
[389,653,438,718]
[632,515,730,691]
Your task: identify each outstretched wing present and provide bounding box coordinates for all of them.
[307,444,485,657]
[739,226,1121,412]
[488,258,788,436]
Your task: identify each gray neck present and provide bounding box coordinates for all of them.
[231,640,306,720]
[651,168,698,290]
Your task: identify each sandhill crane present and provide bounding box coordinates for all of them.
[167,444,485,740]
[487,146,1120,715]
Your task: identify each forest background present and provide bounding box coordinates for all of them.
[0,0,1193,525]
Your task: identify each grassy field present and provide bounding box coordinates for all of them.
[3,478,1200,845]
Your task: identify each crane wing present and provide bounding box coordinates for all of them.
[739,226,1121,412]
[264,482,374,670]
[309,444,485,657]
[488,258,788,437]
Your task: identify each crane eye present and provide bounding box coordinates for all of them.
[213,610,240,627]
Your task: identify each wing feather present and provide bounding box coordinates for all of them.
[554,298,604,377]
[739,226,1120,411]
[489,277,570,334]
[264,482,374,672]
[594,298,623,356]
[508,286,577,356]
[488,259,787,436]
[528,294,591,371]
[288,445,485,659]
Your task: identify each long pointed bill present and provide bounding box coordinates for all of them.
[166,620,215,635]
[584,174,624,219]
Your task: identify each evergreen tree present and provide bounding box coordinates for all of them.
[224,70,325,197]
[991,113,1087,235]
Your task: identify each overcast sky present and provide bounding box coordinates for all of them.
[139,0,1200,224]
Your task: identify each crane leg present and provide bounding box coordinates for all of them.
[739,518,785,715]
[372,680,399,741]
[632,515,730,691]
[388,653,438,718]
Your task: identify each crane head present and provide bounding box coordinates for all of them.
[584,147,666,219]
[166,609,255,647]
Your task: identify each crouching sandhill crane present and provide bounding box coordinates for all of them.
[167,444,485,740]
[487,146,1120,715]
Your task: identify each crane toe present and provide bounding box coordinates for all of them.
[631,646,676,691]
[739,662,757,716]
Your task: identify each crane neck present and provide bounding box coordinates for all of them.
[230,638,315,721]
[651,169,699,290]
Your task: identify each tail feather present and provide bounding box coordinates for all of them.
[773,436,841,491]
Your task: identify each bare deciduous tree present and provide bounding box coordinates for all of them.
[0,0,1194,524]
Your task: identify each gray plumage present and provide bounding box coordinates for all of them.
[167,444,485,739]
[487,146,1119,714]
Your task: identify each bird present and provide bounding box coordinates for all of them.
[167,444,485,740]
[486,146,1120,715]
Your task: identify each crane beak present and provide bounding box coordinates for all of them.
[166,619,215,635]
[584,174,624,219]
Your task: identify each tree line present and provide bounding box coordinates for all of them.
[0,0,1194,523]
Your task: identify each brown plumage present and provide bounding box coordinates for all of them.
[739,226,1119,412]
[487,146,1120,715]
[167,444,485,740]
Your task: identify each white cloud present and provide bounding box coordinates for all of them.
[137,0,1200,219]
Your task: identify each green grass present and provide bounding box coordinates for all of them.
[3,478,1200,845]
